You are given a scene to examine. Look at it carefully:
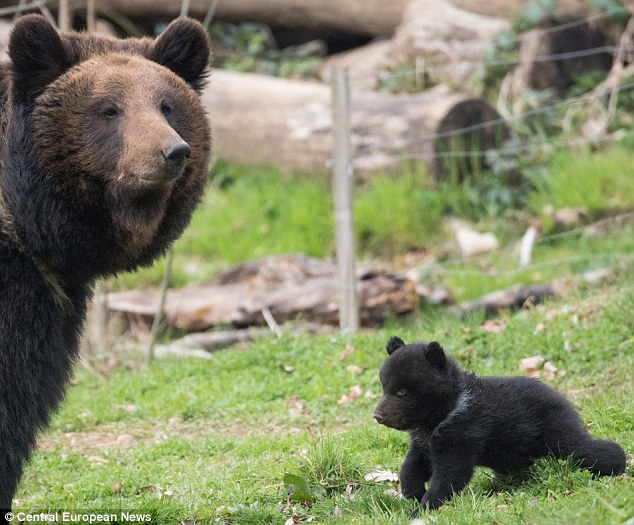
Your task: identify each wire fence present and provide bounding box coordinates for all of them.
[383,45,622,81]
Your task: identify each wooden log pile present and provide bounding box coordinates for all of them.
[106,254,418,331]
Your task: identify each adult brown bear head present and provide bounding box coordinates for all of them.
[3,15,211,278]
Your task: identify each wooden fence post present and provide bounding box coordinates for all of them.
[331,67,359,333]
[87,0,96,33]
[58,0,71,30]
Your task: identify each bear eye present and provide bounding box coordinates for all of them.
[396,388,407,397]
[160,102,173,116]
[103,107,119,119]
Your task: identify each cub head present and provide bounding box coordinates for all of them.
[374,336,457,431]
[6,15,211,274]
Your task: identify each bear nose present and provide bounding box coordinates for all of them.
[161,140,191,176]
[373,411,385,424]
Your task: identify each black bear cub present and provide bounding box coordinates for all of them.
[374,336,626,511]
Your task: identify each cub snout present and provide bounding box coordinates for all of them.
[373,411,386,425]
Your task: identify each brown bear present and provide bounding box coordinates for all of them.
[0,15,210,510]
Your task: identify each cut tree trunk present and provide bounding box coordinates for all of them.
[106,254,418,331]
[88,0,408,37]
[511,18,614,97]
[203,69,506,177]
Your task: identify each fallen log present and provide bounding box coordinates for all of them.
[106,254,418,331]
[175,328,270,351]
[203,69,506,177]
[452,283,557,316]
[390,0,510,85]
[73,0,408,37]
[452,267,615,315]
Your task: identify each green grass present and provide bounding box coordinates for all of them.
[432,222,634,302]
[14,267,634,524]
[114,142,634,293]
[113,161,443,289]
[529,147,634,232]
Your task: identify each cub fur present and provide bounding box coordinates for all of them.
[374,336,626,511]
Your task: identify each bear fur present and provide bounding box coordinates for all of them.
[0,15,210,509]
[374,336,626,511]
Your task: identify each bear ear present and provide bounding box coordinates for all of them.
[9,14,70,100]
[386,336,406,355]
[151,17,210,93]
[425,341,446,368]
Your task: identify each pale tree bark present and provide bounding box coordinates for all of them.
[106,255,418,330]
[96,0,408,36]
[202,69,504,177]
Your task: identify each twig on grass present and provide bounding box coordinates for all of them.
[262,306,282,337]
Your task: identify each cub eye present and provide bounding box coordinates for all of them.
[396,388,407,397]
[160,102,173,116]
[103,107,119,119]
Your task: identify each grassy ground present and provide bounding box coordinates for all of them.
[14,263,634,524]
[112,144,634,292]
[13,144,634,523]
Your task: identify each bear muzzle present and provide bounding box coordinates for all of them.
[374,396,408,429]
[373,410,386,425]
[160,139,191,180]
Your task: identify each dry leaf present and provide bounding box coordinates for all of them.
[346,364,363,376]
[481,319,506,334]
[364,469,399,483]
[519,355,545,377]
[337,385,363,405]
[339,344,354,361]
[286,396,308,418]
[87,455,108,464]
[542,361,558,380]
[137,485,157,494]
[112,482,123,494]
[279,364,295,374]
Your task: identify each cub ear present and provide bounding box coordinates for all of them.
[386,336,406,355]
[9,14,70,100]
[425,341,446,368]
[151,17,210,92]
